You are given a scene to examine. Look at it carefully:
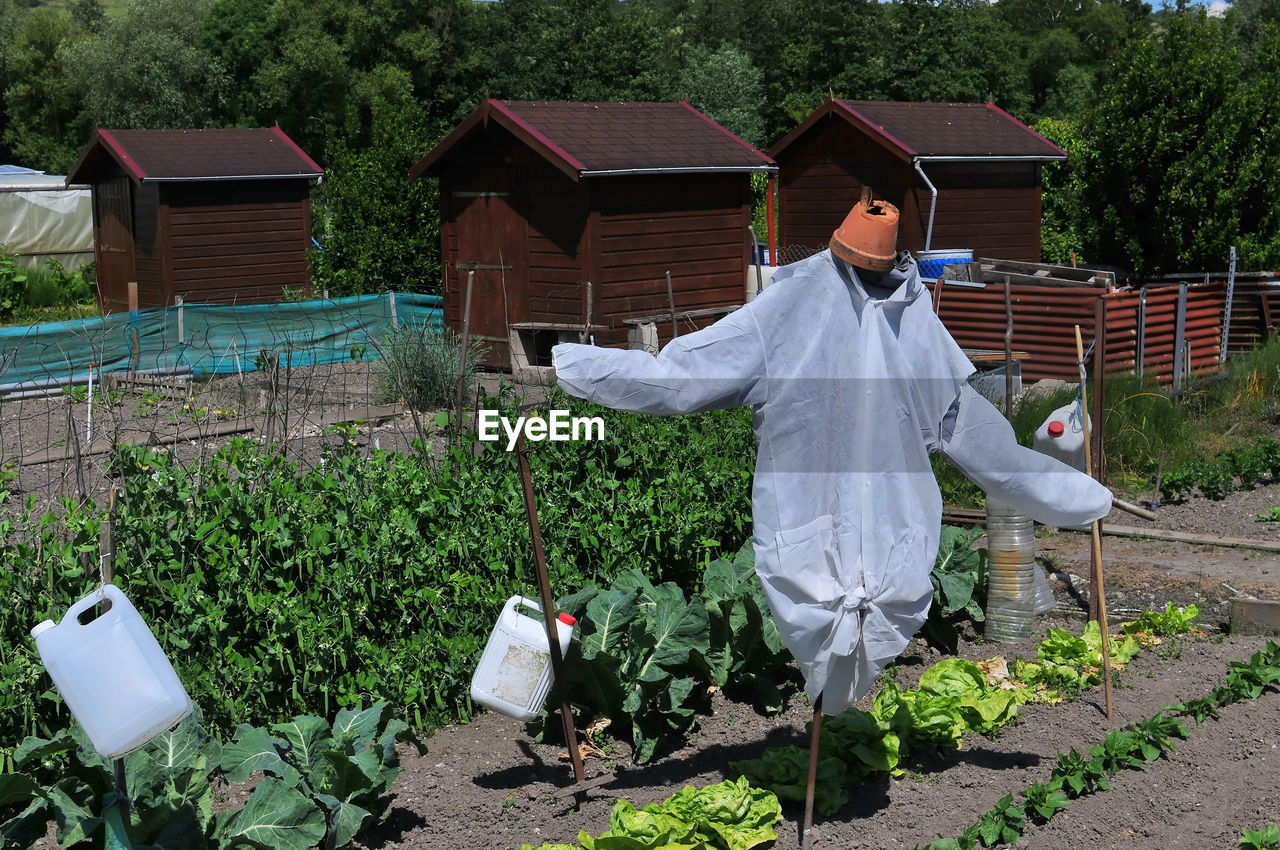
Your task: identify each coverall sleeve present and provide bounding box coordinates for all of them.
[939,385,1112,527]
[551,304,765,415]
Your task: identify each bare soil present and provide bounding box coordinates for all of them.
[352,482,1280,850]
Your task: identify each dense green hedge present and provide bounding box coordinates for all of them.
[0,392,754,751]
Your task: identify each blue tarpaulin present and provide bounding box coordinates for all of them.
[0,292,443,388]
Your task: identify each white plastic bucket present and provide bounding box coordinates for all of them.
[1033,400,1089,472]
[31,584,193,759]
[916,248,973,280]
[470,595,575,722]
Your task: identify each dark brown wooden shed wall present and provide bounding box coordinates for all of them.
[917,162,1042,261]
[777,118,1045,262]
[593,174,749,334]
[165,181,311,304]
[89,165,138,314]
[526,162,588,324]
[437,124,755,354]
[778,119,911,250]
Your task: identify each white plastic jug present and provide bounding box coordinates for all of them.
[470,595,574,722]
[31,584,193,759]
[1033,400,1089,472]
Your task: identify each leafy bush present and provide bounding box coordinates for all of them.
[0,703,419,850]
[0,244,29,317]
[374,322,487,412]
[555,546,794,763]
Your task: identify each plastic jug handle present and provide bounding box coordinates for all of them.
[61,585,116,627]
[515,596,543,615]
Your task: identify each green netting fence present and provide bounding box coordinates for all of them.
[0,292,443,390]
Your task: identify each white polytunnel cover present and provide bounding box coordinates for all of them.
[552,250,1111,715]
[0,166,94,270]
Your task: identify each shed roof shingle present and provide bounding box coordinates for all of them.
[67,127,323,184]
[771,100,1066,161]
[411,100,775,180]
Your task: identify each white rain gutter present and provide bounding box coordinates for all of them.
[577,166,778,177]
[910,154,1067,251]
[140,174,324,182]
[912,160,938,252]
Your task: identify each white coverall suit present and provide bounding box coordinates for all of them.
[551,250,1112,715]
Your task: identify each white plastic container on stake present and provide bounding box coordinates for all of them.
[1033,399,1089,472]
[31,584,193,759]
[471,595,575,722]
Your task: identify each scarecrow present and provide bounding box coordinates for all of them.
[551,192,1110,820]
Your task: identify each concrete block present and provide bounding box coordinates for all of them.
[1229,597,1280,636]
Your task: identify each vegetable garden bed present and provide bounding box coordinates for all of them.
[346,626,1279,850]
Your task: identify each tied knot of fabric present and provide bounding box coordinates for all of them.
[842,585,871,612]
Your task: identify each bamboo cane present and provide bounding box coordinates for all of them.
[1075,325,1113,720]
[515,434,585,783]
[800,692,823,850]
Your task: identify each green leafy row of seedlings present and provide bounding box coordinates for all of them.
[732,604,1198,815]
[0,389,756,749]
[912,640,1280,849]
[519,776,782,850]
[0,701,420,850]
[551,541,797,764]
[1159,436,1280,501]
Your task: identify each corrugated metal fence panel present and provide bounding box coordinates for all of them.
[932,281,1101,381]
[1226,280,1280,354]
[0,292,443,388]
[1107,284,1224,382]
[931,280,1227,383]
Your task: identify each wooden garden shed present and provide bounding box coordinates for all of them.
[409,99,776,369]
[67,127,323,314]
[769,99,1065,262]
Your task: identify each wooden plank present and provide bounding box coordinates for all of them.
[601,243,742,270]
[174,270,307,291]
[600,227,740,253]
[598,211,742,233]
[173,251,302,272]
[169,206,302,225]
[978,258,1113,283]
[170,219,304,240]
[170,234,305,260]
[600,260,741,285]
[971,267,1110,288]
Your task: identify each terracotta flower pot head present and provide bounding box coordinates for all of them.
[830,187,899,272]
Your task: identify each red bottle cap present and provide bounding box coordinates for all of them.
[558,612,576,626]
[1047,420,1065,438]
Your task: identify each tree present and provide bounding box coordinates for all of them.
[1078,4,1280,274]
[1033,116,1091,264]
[310,98,442,296]
[62,0,231,130]
[882,0,1030,113]
[2,7,85,170]
[676,43,765,147]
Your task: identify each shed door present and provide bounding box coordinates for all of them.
[93,175,137,314]
[452,167,527,367]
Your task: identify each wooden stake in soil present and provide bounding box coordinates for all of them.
[99,487,130,826]
[515,434,585,784]
[665,270,679,339]
[454,270,475,447]
[801,692,823,850]
[1075,325,1114,720]
[1003,276,1014,421]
